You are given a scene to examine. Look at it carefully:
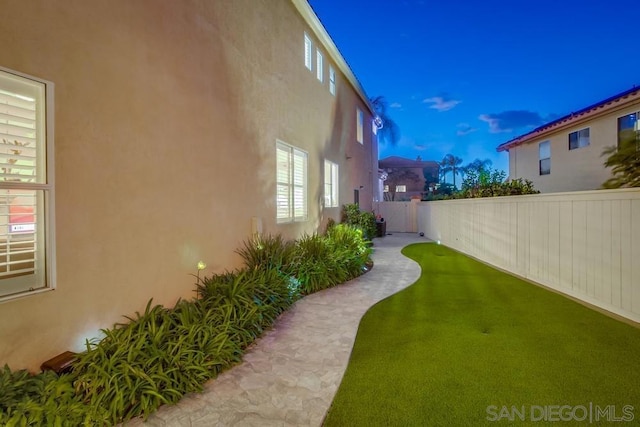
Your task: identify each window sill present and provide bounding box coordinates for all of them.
[0,287,54,304]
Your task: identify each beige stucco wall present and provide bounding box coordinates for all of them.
[507,101,640,193]
[0,0,376,370]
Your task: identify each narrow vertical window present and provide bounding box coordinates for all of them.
[304,33,312,71]
[617,112,638,147]
[0,67,54,300]
[329,66,336,95]
[324,160,338,207]
[316,50,323,82]
[539,140,550,175]
[356,108,364,144]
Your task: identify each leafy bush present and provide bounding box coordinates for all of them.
[197,267,299,340]
[341,204,376,240]
[235,234,296,275]
[423,168,539,200]
[1,228,372,425]
[326,224,372,279]
[73,299,240,424]
[289,234,346,294]
[0,367,104,426]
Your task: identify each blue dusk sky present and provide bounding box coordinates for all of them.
[308,0,640,176]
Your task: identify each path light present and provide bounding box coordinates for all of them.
[437,240,441,245]
[197,261,206,270]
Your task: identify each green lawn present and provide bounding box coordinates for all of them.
[324,243,640,426]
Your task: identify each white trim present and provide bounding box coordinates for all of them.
[0,66,55,302]
[329,66,336,95]
[291,0,374,114]
[304,32,312,71]
[276,140,308,223]
[356,108,364,144]
[324,160,339,207]
[316,49,324,82]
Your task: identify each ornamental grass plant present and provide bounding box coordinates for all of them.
[0,222,372,426]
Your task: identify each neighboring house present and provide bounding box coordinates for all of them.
[379,156,439,201]
[497,86,640,193]
[0,0,378,371]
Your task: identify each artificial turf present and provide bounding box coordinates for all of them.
[323,243,640,426]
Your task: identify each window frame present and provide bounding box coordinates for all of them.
[304,33,312,71]
[0,66,55,302]
[539,140,550,175]
[324,160,339,208]
[329,66,336,95]
[396,185,407,193]
[568,127,590,150]
[356,108,364,144]
[617,112,639,147]
[276,140,307,223]
[316,50,324,82]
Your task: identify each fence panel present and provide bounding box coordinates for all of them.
[417,189,640,323]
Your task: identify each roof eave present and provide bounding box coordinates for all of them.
[291,0,375,115]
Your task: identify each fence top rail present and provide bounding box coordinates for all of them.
[420,187,640,204]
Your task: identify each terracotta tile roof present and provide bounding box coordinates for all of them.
[497,86,640,152]
[379,156,439,169]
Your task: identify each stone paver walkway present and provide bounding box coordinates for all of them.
[126,233,426,426]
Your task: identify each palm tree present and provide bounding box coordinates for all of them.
[601,135,640,188]
[370,96,400,146]
[441,154,464,188]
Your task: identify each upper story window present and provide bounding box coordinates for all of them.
[329,66,336,95]
[304,33,312,71]
[396,185,407,193]
[569,128,590,150]
[276,141,307,223]
[539,140,550,175]
[356,108,364,144]
[618,112,639,147]
[383,185,389,193]
[316,50,324,82]
[324,160,338,207]
[0,67,54,301]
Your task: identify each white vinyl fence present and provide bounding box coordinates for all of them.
[378,189,640,323]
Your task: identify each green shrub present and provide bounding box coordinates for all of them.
[326,224,372,279]
[0,366,105,426]
[197,267,299,342]
[1,228,373,425]
[341,204,376,240]
[73,299,239,424]
[289,234,347,294]
[236,234,296,275]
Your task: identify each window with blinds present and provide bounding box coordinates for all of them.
[276,141,307,223]
[304,33,312,71]
[324,160,338,208]
[316,50,324,82]
[0,68,53,300]
[356,108,364,144]
[329,66,336,95]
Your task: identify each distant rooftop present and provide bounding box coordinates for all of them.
[379,156,439,169]
[497,85,640,152]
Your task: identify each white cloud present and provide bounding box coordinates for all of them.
[423,96,461,112]
[479,111,544,133]
[390,102,402,108]
[456,123,477,136]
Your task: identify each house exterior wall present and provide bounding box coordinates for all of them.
[418,189,640,323]
[0,0,376,370]
[506,100,640,193]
